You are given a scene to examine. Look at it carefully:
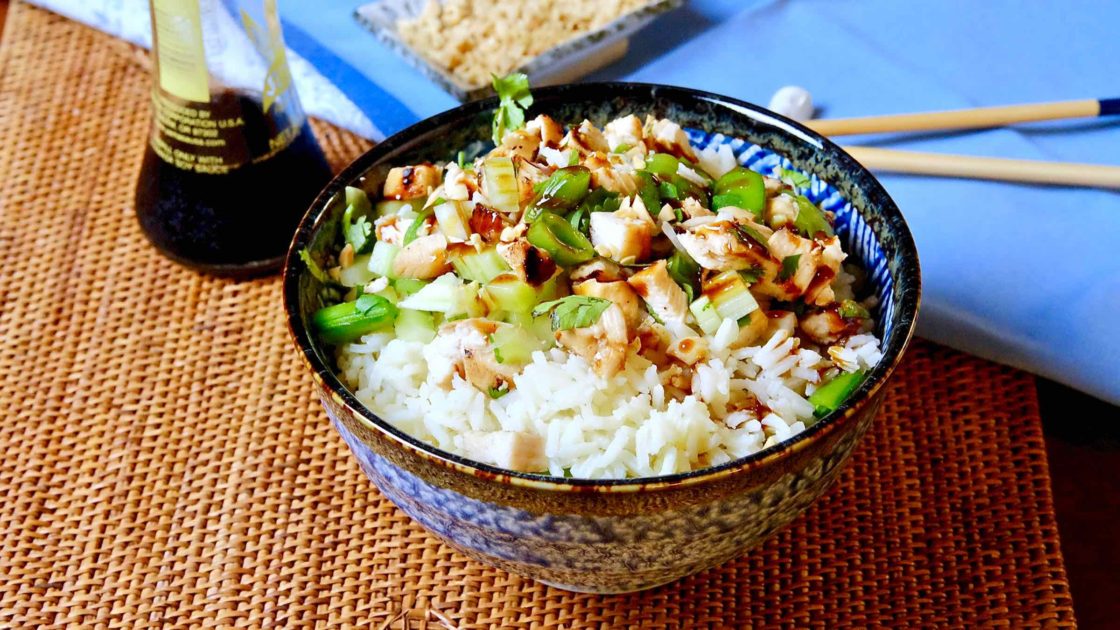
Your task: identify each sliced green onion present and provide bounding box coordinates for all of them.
[482,156,520,214]
[634,171,661,216]
[312,295,399,345]
[712,167,765,215]
[451,247,510,283]
[531,166,591,211]
[367,241,400,278]
[703,270,759,322]
[645,152,679,178]
[484,273,538,313]
[402,207,433,245]
[792,194,834,238]
[526,211,595,267]
[809,370,866,418]
[689,296,723,335]
[395,308,437,343]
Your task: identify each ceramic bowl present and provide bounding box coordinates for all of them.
[283,82,920,593]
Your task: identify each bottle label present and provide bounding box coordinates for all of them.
[148,0,305,175]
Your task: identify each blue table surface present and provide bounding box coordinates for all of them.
[281,0,1120,404]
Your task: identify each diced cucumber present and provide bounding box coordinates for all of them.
[484,273,538,313]
[434,200,471,242]
[393,278,428,298]
[338,254,375,287]
[397,274,465,313]
[345,186,373,215]
[451,247,510,283]
[368,240,400,278]
[374,199,415,218]
[689,296,723,335]
[490,324,542,366]
[395,308,437,343]
[482,156,520,214]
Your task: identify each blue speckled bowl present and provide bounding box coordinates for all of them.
[283,83,921,593]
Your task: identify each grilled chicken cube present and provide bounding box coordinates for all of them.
[383,164,441,200]
[765,193,799,230]
[460,431,547,473]
[754,230,846,304]
[585,153,638,196]
[561,119,610,155]
[497,238,556,285]
[438,319,518,393]
[392,233,451,279]
[800,309,852,345]
[515,157,552,206]
[442,162,471,201]
[648,117,697,161]
[803,237,846,305]
[603,114,644,152]
[556,303,630,378]
[675,218,777,275]
[667,336,709,366]
[627,260,688,325]
[570,258,625,283]
[733,309,770,348]
[590,210,653,264]
[574,279,644,330]
[526,114,564,148]
[493,129,541,162]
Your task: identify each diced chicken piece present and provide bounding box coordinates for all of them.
[374,214,408,245]
[755,230,846,304]
[555,303,630,378]
[667,336,709,366]
[492,129,540,162]
[442,162,471,201]
[675,219,777,275]
[681,196,713,220]
[767,310,798,338]
[525,114,564,148]
[627,260,688,325]
[648,117,697,161]
[383,164,441,200]
[469,205,507,243]
[514,157,552,205]
[766,227,816,285]
[765,193,799,230]
[603,114,644,151]
[574,279,644,330]
[585,153,638,195]
[800,309,854,345]
[732,309,769,348]
[391,233,451,279]
[497,238,557,286]
[561,119,610,155]
[460,431,547,473]
[590,211,652,264]
[634,320,672,366]
[763,176,785,196]
[570,258,624,283]
[803,237,846,306]
[438,319,519,393]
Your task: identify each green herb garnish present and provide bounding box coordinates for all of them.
[402,207,433,245]
[488,384,510,399]
[778,254,802,282]
[779,168,811,189]
[838,299,870,320]
[299,248,335,285]
[532,295,612,331]
[491,72,533,146]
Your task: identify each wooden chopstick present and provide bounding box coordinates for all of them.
[809,98,1120,137]
[841,146,1120,189]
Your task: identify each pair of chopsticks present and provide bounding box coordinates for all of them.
[805,98,1120,189]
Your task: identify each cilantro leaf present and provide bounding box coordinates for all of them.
[491,73,533,145]
[299,248,335,285]
[738,266,763,284]
[778,254,802,282]
[488,383,510,399]
[531,296,612,331]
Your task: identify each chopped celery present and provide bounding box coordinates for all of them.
[483,156,520,214]
[809,370,866,418]
[395,308,437,343]
[434,200,471,241]
[792,194,834,238]
[368,241,399,278]
[338,254,375,287]
[397,274,465,313]
[393,277,428,297]
[312,295,398,345]
[484,273,537,313]
[689,296,723,335]
[703,270,759,322]
[451,247,510,283]
[490,324,541,365]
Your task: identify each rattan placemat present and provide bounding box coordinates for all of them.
[0,3,1075,627]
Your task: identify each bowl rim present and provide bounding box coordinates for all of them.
[283,81,921,493]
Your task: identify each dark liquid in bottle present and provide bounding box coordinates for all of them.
[135,93,333,278]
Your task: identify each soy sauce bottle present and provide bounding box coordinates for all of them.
[136,0,332,277]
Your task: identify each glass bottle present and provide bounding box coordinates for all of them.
[135,0,333,277]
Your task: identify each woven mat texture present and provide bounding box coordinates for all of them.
[0,3,1075,628]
